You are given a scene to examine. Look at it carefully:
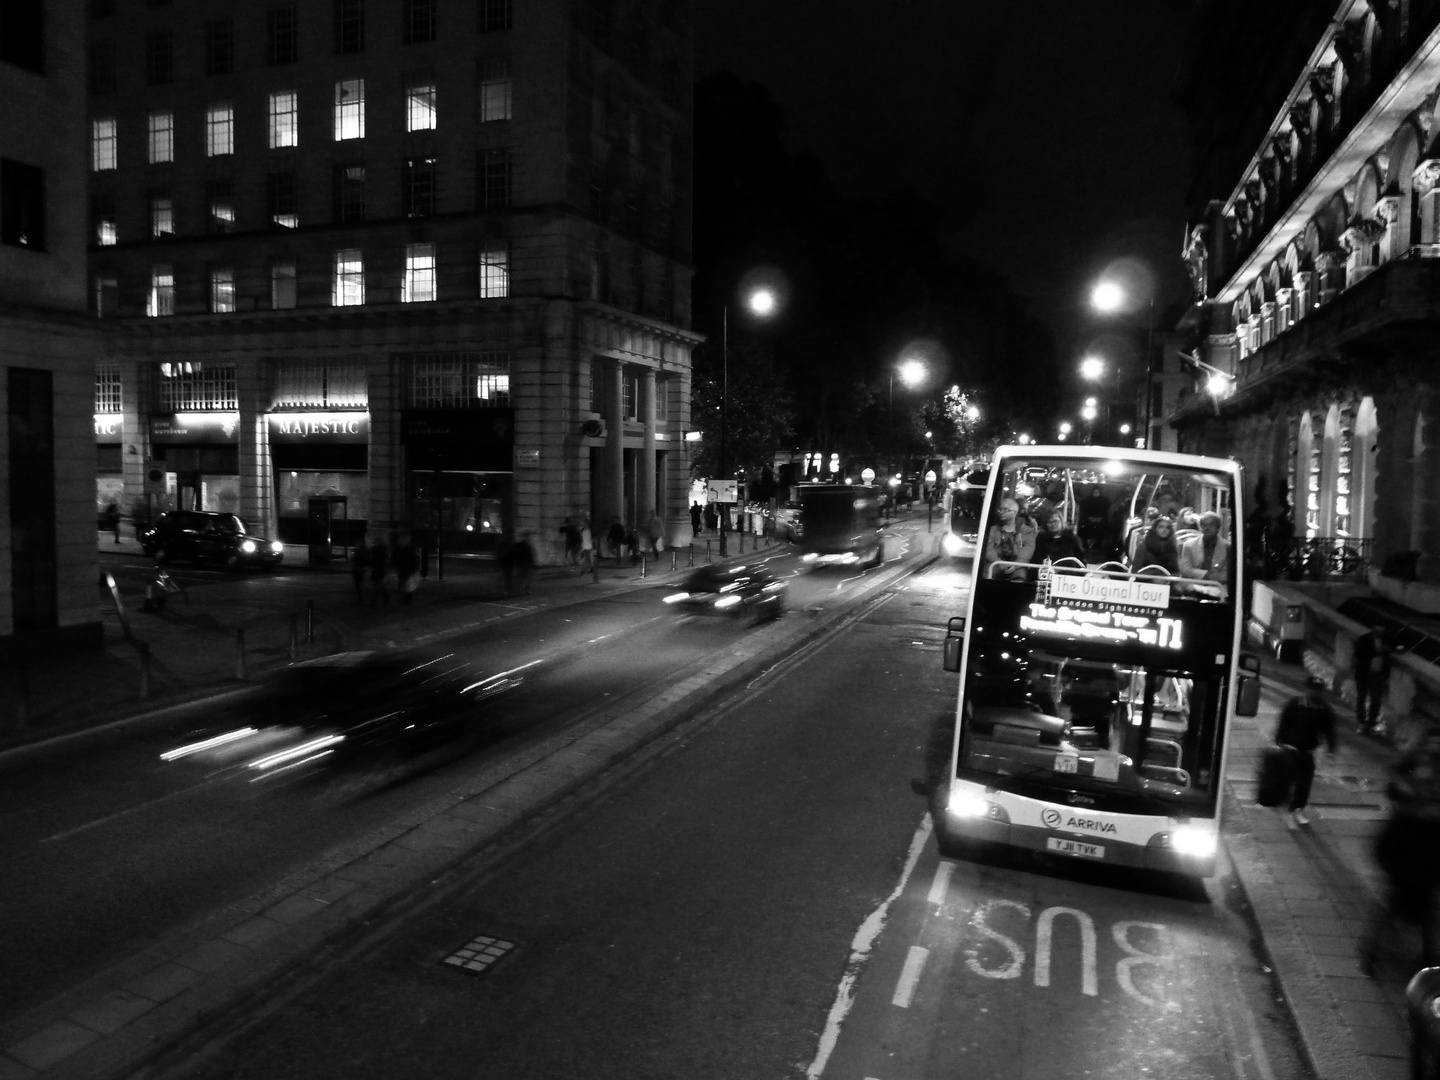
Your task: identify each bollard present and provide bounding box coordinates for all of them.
[305,599,315,643]
[138,642,151,699]
[671,549,677,571]
[592,555,600,584]
[640,554,646,579]
[235,627,247,681]
[289,614,299,660]
[688,545,694,567]
[706,539,713,563]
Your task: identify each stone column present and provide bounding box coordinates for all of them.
[368,354,404,534]
[236,357,274,535]
[599,358,624,527]
[1412,160,1440,245]
[1375,195,1402,262]
[639,367,656,521]
[1276,287,1293,334]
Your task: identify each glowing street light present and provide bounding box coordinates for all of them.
[887,358,928,508]
[1091,276,1156,446]
[720,277,785,554]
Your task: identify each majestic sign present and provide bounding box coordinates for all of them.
[267,412,369,444]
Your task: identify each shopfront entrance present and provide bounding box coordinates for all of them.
[402,408,514,557]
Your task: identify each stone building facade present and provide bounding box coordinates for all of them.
[1174,0,1440,607]
[1,0,103,652]
[88,0,697,564]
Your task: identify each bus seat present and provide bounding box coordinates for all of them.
[1134,564,1177,578]
[1145,737,1183,769]
[1096,561,1130,575]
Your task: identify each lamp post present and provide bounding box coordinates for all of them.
[1092,281,1155,448]
[719,284,779,556]
[888,359,926,513]
[1079,354,1123,444]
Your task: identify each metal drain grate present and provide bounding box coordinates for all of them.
[442,934,515,974]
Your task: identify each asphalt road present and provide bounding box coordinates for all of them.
[0,544,914,1024]
[122,562,1309,1080]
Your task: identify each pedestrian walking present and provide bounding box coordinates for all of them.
[368,535,390,605]
[559,517,581,569]
[690,501,703,538]
[626,525,642,566]
[646,511,664,558]
[1362,726,1440,974]
[704,503,718,535]
[392,531,419,604]
[579,518,595,572]
[102,502,122,544]
[350,534,369,600]
[608,517,626,565]
[1354,627,1394,735]
[1273,674,1338,827]
[512,531,535,594]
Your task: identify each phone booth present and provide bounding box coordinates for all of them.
[307,496,348,563]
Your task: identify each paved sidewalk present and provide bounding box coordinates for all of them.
[1223,657,1415,1080]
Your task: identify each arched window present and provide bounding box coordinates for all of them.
[1320,404,1341,535]
[1298,411,1318,537]
[1353,397,1379,540]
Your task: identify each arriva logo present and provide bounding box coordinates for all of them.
[1064,816,1118,835]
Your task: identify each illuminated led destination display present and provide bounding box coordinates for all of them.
[1019,570,1184,650]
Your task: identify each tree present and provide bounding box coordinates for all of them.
[688,337,796,487]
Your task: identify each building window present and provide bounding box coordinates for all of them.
[92,118,117,171]
[96,366,123,412]
[210,265,236,312]
[406,77,437,131]
[206,179,235,233]
[333,249,364,306]
[150,193,174,237]
[406,352,510,408]
[148,265,175,317]
[95,276,118,317]
[0,160,45,250]
[204,19,234,76]
[479,148,511,209]
[147,111,174,164]
[0,4,43,70]
[91,192,117,246]
[145,29,173,85]
[274,359,367,406]
[404,156,435,216]
[478,0,511,32]
[90,41,117,94]
[480,59,512,122]
[334,79,365,140]
[480,242,509,298]
[158,363,238,410]
[334,165,365,222]
[267,172,298,228]
[334,0,364,54]
[268,6,298,65]
[271,262,297,309]
[404,243,436,302]
[206,103,235,156]
[623,369,637,420]
[268,91,298,148]
[404,0,436,43]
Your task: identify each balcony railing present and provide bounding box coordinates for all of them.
[1255,535,1374,583]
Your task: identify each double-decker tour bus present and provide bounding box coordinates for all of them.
[939,465,988,558]
[937,445,1260,876]
[798,483,884,568]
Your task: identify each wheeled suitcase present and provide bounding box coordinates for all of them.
[1256,744,1298,807]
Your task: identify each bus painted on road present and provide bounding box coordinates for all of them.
[937,445,1260,876]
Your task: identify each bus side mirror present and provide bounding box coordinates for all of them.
[1236,652,1261,717]
[943,615,965,672]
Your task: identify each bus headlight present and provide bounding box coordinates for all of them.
[942,533,963,556]
[947,788,990,819]
[1169,824,1217,858]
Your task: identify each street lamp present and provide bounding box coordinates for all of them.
[887,359,926,513]
[720,283,782,555]
[1092,280,1156,448]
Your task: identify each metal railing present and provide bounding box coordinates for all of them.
[1257,536,1374,582]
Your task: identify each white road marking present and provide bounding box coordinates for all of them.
[1112,920,1179,1011]
[966,898,1029,980]
[1035,906,1097,996]
[926,860,954,906]
[892,946,929,1008]
[804,816,932,1079]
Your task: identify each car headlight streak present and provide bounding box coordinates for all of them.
[160,727,259,761]
[247,733,346,771]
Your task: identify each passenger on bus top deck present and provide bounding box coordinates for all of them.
[1179,510,1232,585]
[1033,508,1085,565]
[983,496,1037,581]
[1137,515,1181,576]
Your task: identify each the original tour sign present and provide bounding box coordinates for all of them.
[1020,568,1185,651]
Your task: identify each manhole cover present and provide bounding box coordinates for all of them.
[442,934,515,975]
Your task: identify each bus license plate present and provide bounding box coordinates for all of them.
[1047,837,1104,860]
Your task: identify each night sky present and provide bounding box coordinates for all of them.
[695,1,1197,361]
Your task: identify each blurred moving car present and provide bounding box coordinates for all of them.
[140,510,284,570]
[160,649,526,778]
[663,562,787,623]
[772,502,803,542]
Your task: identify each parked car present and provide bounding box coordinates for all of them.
[140,510,284,570]
[662,562,787,624]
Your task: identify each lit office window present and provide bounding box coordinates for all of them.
[406,77,436,131]
[271,262,297,309]
[332,248,364,306]
[148,264,175,317]
[150,195,174,237]
[210,265,235,312]
[479,59,512,122]
[92,118,117,170]
[334,79,365,140]
[92,193,117,245]
[147,111,174,164]
[268,91,298,149]
[403,242,436,302]
[480,242,509,298]
[206,103,234,156]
